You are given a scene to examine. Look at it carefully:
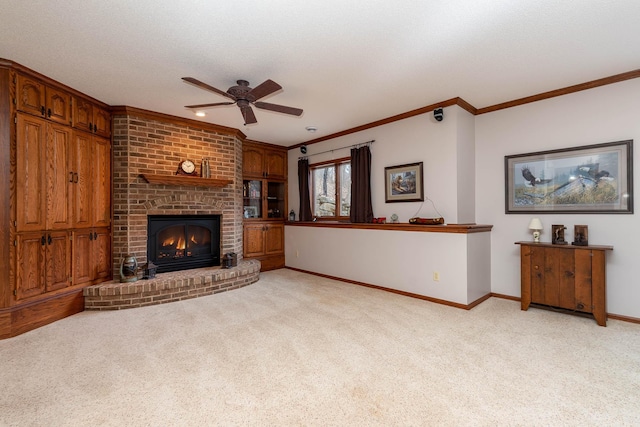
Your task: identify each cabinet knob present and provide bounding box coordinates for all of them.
[41,235,46,246]
[47,234,52,245]
[534,265,539,270]
[41,105,45,116]
[47,108,52,118]
[577,303,585,310]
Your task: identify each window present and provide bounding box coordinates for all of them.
[311,157,351,219]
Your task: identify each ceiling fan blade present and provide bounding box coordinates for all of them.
[254,101,303,116]
[240,105,257,125]
[182,77,236,100]
[248,79,282,101]
[184,101,235,109]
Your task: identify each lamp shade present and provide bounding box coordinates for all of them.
[528,218,543,230]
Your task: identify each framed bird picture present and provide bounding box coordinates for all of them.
[504,140,633,213]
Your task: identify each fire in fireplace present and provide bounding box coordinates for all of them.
[147,215,221,273]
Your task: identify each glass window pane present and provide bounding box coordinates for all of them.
[313,166,335,217]
[339,163,351,216]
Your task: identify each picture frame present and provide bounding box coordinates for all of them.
[385,162,424,203]
[505,140,633,214]
[243,206,258,218]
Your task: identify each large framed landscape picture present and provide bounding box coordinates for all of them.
[505,140,633,213]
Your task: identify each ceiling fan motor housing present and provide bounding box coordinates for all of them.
[228,80,254,101]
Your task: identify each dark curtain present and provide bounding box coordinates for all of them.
[298,158,313,221]
[350,146,373,223]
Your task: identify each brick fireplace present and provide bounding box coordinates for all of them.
[111,108,244,275]
[82,108,261,310]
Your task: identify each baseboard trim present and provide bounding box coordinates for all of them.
[285,266,490,310]
[490,293,640,324]
[0,289,85,339]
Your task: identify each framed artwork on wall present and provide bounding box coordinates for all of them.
[505,140,633,213]
[384,162,424,203]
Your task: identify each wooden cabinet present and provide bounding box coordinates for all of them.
[242,142,287,271]
[1,61,112,338]
[243,142,286,180]
[71,130,111,228]
[243,223,285,270]
[72,228,111,286]
[517,242,613,326]
[16,231,71,300]
[16,114,73,232]
[16,73,71,125]
[72,96,111,137]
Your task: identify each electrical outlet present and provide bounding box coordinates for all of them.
[433,271,440,281]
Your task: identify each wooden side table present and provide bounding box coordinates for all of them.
[516,241,613,326]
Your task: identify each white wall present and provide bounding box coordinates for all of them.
[288,106,474,224]
[476,78,640,318]
[285,226,491,305]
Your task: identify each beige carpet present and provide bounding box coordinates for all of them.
[1,268,639,426]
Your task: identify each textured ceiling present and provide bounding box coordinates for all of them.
[1,0,639,146]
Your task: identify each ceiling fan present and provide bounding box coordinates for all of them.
[182,77,303,125]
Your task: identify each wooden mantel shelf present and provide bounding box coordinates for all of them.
[140,174,233,188]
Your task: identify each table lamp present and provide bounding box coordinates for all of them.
[528,218,543,243]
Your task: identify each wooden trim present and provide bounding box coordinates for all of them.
[490,293,640,324]
[286,69,640,150]
[0,66,10,307]
[289,97,466,150]
[140,173,232,188]
[286,221,492,234]
[608,313,640,324]
[0,57,111,108]
[0,289,84,339]
[110,105,246,139]
[490,292,520,302]
[515,241,613,251]
[476,69,640,115]
[285,267,490,310]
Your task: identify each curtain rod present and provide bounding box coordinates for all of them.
[298,139,375,160]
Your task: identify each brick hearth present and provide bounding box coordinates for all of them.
[84,259,260,310]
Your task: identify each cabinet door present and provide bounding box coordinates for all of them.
[45,87,71,125]
[264,150,286,180]
[264,223,284,255]
[71,96,93,133]
[72,229,93,285]
[93,106,111,137]
[243,223,266,257]
[16,233,46,300]
[16,114,47,232]
[92,136,111,227]
[72,131,92,228]
[46,123,72,230]
[45,231,71,291]
[16,74,45,117]
[243,145,265,178]
[93,228,111,281]
[243,179,263,219]
[574,249,593,313]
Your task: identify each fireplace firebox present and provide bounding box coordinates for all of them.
[147,215,221,273]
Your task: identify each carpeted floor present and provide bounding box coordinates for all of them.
[1,268,639,426]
